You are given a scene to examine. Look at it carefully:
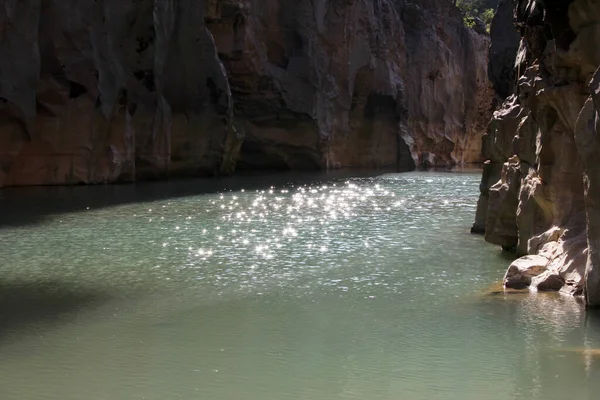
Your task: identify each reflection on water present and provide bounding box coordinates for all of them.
[0,171,599,400]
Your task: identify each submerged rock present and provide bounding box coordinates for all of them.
[554,347,600,357]
[472,0,600,305]
[0,0,493,187]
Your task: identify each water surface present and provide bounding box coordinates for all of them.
[1,171,599,400]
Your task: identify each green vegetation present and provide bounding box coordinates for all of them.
[456,0,499,32]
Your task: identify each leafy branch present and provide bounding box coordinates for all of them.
[456,0,497,32]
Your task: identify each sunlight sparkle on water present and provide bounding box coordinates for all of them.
[2,172,599,400]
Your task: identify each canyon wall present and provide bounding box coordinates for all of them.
[473,0,600,305]
[0,0,492,187]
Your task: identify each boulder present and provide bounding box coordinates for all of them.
[503,254,549,289]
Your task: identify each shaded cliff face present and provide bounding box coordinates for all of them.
[0,0,492,187]
[473,0,600,304]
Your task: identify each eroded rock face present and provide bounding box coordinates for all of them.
[473,0,600,304]
[488,0,520,100]
[0,0,240,186]
[578,70,600,305]
[0,0,492,187]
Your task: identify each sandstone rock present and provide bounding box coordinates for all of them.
[485,156,521,250]
[531,272,565,292]
[471,161,502,233]
[503,254,550,289]
[472,5,553,242]
[576,69,600,306]
[471,96,525,234]
[530,228,587,292]
[488,0,520,100]
[0,0,493,187]
[501,225,587,293]
[0,0,239,185]
[473,0,600,305]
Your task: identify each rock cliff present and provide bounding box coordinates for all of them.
[0,0,492,187]
[472,0,600,305]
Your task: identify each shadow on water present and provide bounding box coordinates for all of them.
[0,279,112,343]
[586,308,600,330]
[0,169,401,229]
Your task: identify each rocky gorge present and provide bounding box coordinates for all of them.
[472,0,600,306]
[0,0,492,187]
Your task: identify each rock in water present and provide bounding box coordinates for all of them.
[503,255,549,289]
[472,0,600,305]
[0,0,493,187]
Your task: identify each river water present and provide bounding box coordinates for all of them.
[0,171,599,400]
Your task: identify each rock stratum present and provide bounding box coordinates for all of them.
[0,0,492,187]
[472,0,600,305]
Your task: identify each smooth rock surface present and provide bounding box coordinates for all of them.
[503,254,549,289]
[0,0,493,187]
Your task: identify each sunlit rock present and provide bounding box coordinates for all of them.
[503,254,549,289]
[473,0,600,305]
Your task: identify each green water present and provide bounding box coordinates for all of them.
[1,171,599,400]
